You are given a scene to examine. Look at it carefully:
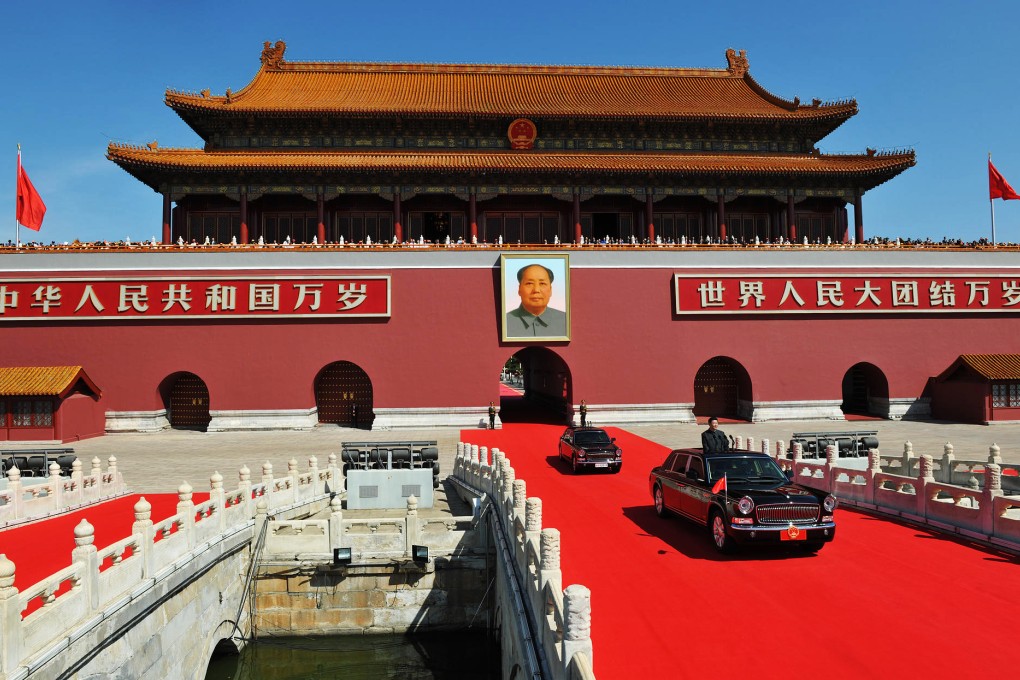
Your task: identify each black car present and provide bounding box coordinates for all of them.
[648,448,837,553]
[558,426,622,473]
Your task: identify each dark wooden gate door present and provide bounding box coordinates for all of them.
[693,359,739,418]
[316,362,373,428]
[169,374,211,430]
[843,365,870,414]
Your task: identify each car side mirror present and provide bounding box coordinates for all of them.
[611,437,617,443]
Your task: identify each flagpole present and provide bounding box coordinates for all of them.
[16,144,21,250]
[990,152,997,246]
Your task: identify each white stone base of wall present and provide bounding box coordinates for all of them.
[751,400,846,422]
[105,409,170,433]
[372,407,499,430]
[208,408,318,431]
[887,397,931,420]
[575,402,696,426]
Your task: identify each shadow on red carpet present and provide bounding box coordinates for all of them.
[462,423,1020,680]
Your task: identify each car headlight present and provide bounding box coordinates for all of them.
[615,449,623,458]
[823,495,838,512]
[737,496,755,514]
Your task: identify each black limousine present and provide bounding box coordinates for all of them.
[648,448,837,553]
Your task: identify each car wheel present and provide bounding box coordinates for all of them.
[710,510,735,554]
[653,485,667,517]
[571,454,579,474]
[612,464,622,474]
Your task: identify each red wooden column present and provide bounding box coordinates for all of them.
[316,193,326,244]
[469,192,478,242]
[787,192,797,241]
[161,191,172,245]
[393,193,403,243]
[854,190,864,243]
[645,191,655,242]
[573,193,582,244]
[716,192,727,242]
[239,191,249,245]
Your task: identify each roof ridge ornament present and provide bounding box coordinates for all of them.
[260,40,286,69]
[725,48,749,76]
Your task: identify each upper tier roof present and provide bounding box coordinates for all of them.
[165,42,857,125]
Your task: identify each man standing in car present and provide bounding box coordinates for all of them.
[701,416,729,453]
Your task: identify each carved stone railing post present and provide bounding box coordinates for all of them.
[71,519,99,610]
[866,448,881,504]
[48,462,63,510]
[792,441,803,462]
[327,452,342,495]
[253,498,269,550]
[308,455,319,497]
[746,436,754,452]
[918,455,935,517]
[262,462,274,507]
[210,471,226,531]
[238,464,252,514]
[941,443,955,484]
[71,457,83,488]
[776,440,786,460]
[6,466,23,520]
[0,554,23,675]
[902,441,914,475]
[983,464,1003,535]
[825,443,837,467]
[105,456,118,495]
[988,443,1002,466]
[562,584,593,673]
[328,495,343,551]
[539,528,562,596]
[405,494,420,556]
[761,439,770,457]
[177,481,195,548]
[734,435,743,450]
[288,457,299,493]
[132,497,155,578]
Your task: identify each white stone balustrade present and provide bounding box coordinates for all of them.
[0,456,127,528]
[451,440,596,680]
[0,455,338,678]
[747,432,1020,554]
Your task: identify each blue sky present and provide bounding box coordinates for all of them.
[4,0,1020,244]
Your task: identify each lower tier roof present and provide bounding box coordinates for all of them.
[108,145,914,193]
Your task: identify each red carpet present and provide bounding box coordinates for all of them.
[463,424,1020,680]
[0,493,209,593]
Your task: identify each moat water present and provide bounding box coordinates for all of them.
[204,631,501,679]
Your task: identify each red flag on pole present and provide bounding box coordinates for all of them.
[989,160,1020,201]
[16,150,47,231]
[711,474,727,495]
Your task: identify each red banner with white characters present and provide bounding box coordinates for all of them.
[0,276,390,321]
[674,274,1020,314]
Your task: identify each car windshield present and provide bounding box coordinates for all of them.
[706,455,786,483]
[574,430,612,446]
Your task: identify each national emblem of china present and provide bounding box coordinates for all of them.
[508,118,537,150]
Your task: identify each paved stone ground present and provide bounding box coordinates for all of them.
[24,418,1020,496]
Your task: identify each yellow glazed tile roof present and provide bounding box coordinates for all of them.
[958,354,1020,380]
[0,366,99,397]
[165,46,856,122]
[107,146,915,177]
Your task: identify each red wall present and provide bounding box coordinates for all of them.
[4,264,1020,414]
[931,381,988,424]
[56,393,106,442]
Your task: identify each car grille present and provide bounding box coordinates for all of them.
[755,504,819,525]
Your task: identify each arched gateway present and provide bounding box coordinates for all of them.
[841,362,889,418]
[315,361,374,429]
[162,372,211,431]
[693,357,752,420]
[499,348,572,424]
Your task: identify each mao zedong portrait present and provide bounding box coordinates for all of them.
[505,263,567,338]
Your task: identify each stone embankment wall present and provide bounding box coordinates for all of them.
[251,493,491,634]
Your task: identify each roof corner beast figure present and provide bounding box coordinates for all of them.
[648,448,837,553]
